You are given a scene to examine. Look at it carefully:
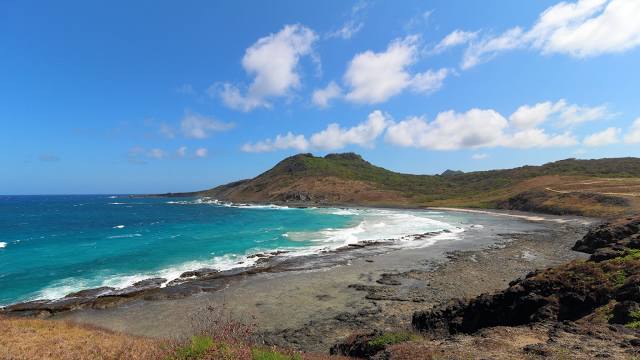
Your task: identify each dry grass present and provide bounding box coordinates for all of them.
[0,316,170,360]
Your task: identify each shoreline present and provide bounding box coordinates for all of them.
[40,208,595,353]
[0,206,588,314]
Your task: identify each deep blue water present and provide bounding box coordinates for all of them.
[0,195,458,306]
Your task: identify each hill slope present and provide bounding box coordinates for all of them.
[171,153,640,217]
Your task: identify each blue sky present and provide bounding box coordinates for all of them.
[2,0,640,195]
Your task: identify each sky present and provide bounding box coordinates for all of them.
[1,0,640,195]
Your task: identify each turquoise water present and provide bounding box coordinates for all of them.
[0,195,459,306]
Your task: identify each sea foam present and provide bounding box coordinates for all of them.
[0,242,6,249]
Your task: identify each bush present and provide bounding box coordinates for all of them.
[172,336,214,360]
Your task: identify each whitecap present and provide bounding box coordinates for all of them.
[0,242,6,249]
[113,225,125,229]
[107,233,142,239]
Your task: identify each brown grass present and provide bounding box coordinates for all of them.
[0,316,170,360]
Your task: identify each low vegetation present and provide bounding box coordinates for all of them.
[181,153,640,217]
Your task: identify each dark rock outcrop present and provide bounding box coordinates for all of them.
[573,216,640,254]
[413,215,640,335]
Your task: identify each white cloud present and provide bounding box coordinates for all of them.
[584,127,621,147]
[502,128,578,148]
[386,109,508,150]
[310,110,389,150]
[509,99,612,128]
[462,27,525,69]
[177,146,187,157]
[527,0,640,57]
[220,24,317,111]
[180,111,234,139]
[625,118,640,144]
[327,21,364,40]
[472,153,488,160]
[241,132,310,153]
[510,100,566,129]
[312,81,342,108]
[195,147,208,158]
[462,0,640,69]
[558,102,612,126]
[410,68,450,94]
[242,111,389,153]
[386,106,579,150]
[433,30,478,53]
[344,36,449,103]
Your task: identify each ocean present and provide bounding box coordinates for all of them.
[0,195,465,306]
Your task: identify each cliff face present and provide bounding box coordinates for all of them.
[169,153,640,217]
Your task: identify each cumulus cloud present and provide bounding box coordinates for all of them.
[310,110,389,150]
[386,105,580,150]
[501,128,578,148]
[410,68,450,94]
[344,36,449,104]
[433,30,479,53]
[312,81,342,108]
[386,109,508,150]
[625,118,640,144]
[584,127,621,147]
[461,0,640,69]
[220,24,317,111]
[180,111,234,139]
[241,132,310,153]
[241,111,389,153]
[509,99,612,128]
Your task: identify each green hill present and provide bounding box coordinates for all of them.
[168,153,640,218]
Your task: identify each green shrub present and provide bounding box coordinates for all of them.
[171,336,214,360]
[251,347,301,360]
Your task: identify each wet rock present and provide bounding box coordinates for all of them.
[64,286,115,298]
[179,268,219,279]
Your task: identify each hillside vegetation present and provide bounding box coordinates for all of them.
[175,153,640,217]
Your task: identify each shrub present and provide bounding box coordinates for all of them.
[171,336,214,360]
[251,347,302,360]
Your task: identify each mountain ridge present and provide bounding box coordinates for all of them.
[163,153,640,217]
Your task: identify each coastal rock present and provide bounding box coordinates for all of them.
[573,216,640,254]
[413,216,640,335]
[179,268,219,279]
[65,286,115,298]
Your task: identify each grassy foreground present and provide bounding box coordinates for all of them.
[0,316,342,360]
